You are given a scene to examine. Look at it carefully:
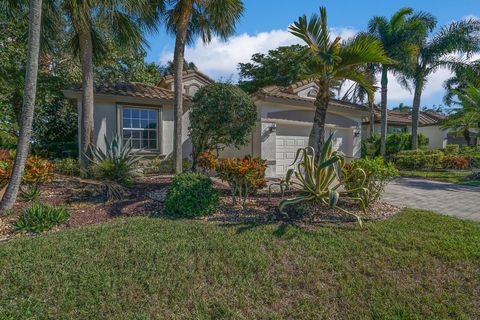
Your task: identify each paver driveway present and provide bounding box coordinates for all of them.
[383,177,480,221]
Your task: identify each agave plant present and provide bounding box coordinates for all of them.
[89,134,143,184]
[278,134,369,226]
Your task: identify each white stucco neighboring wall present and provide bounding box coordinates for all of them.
[418,125,448,149]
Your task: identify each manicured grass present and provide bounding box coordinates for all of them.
[1,209,480,319]
[401,169,480,187]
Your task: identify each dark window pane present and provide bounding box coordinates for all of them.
[148,131,156,140]
[147,121,156,129]
[140,110,148,119]
[123,118,131,129]
[132,119,140,128]
[149,140,157,149]
[123,130,132,139]
[141,120,148,129]
[131,109,140,118]
[149,110,157,120]
[131,131,141,139]
[123,109,131,118]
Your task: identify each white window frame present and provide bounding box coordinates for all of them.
[117,104,161,152]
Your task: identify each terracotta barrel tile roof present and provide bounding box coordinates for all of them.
[368,109,446,126]
[65,82,184,100]
[257,84,367,111]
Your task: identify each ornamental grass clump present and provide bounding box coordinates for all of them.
[14,203,70,233]
[277,134,368,227]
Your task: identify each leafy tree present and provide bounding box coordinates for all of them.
[238,44,308,93]
[189,83,257,170]
[392,103,412,112]
[161,60,197,77]
[403,18,480,149]
[1,0,43,212]
[289,6,392,155]
[163,0,244,173]
[368,8,435,156]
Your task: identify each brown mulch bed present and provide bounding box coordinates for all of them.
[0,174,400,241]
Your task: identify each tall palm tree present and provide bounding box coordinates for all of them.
[406,19,480,149]
[368,8,436,156]
[0,0,43,212]
[61,0,161,172]
[443,60,480,106]
[163,0,244,173]
[289,6,393,155]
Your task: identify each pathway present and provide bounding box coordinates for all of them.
[383,177,480,221]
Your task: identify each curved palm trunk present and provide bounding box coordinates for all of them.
[411,79,423,150]
[172,3,191,174]
[0,0,42,213]
[309,81,330,158]
[380,66,388,157]
[78,25,95,174]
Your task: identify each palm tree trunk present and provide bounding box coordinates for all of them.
[463,128,471,146]
[380,66,388,157]
[78,25,95,174]
[369,100,375,137]
[172,3,191,174]
[0,0,42,213]
[411,79,423,150]
[309,81,330,158]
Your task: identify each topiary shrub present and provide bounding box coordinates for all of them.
[164,172,219,218]
[14,203,70,233]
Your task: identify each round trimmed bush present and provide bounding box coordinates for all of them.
[164,172,219,218]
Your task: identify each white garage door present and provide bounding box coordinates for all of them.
[275,126,352,176]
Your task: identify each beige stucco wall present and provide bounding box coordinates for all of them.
[418,125,448,149]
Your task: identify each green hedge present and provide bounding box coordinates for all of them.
[396,150,444,169]
[362,133,428,158]
[164,172,219,218]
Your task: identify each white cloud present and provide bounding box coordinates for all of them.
[158,27,357,81]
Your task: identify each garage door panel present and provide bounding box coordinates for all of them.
[275,126,353,176]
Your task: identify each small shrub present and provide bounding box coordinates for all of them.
[396,150,444,169]
[53,158,80,176]
[442,156,469,170]
[14,203,70,233]
[164,172,219,218]
[216,156,267,206]
[142,156,193,174]
[89,135,142,184]
[442,144,460,156]
[460,146,480,168]
[343,157,398,207]
[0,152,54,187]
[19,185,41,202]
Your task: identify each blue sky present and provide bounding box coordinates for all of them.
[144,0,479,109]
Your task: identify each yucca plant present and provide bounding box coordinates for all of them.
[278,134,368,226]
[89,134,143,184]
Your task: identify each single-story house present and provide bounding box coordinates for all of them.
[362,109,450,149]
[63,70,370,177]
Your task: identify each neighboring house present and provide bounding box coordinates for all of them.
[362,109,449,149]
[63,71,369,177]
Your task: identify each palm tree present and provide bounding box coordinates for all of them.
[0,0,43,212]
[368,8,436,156]
[442,111,479,146]
[289,6,393,155]
[443,60,480,106]
[163,0,244,173]
[61,0,161,172]
[406,19,480,149]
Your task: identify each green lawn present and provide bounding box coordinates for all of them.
[400,170,480,187]
[1,209,480,319]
